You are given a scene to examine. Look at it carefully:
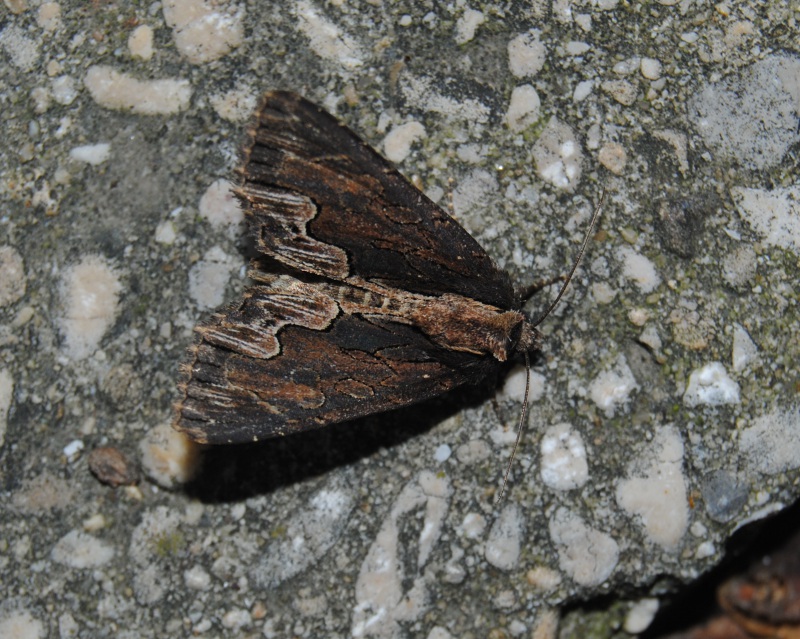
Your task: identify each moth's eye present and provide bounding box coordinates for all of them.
[508,319,524,347]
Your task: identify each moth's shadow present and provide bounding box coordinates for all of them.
[183,380,499,503]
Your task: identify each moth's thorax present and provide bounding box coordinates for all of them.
[328,278,539,361]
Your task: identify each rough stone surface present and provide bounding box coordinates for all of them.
[1,2,798,638]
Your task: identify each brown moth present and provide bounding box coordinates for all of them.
[174,91,597,489]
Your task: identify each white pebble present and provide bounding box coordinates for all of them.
[683,362,740,407]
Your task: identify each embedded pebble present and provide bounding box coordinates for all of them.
[294,0,364,69]
[508,29,545,78]
[433,444,451,463]
[69,142,111,165]
[597,142,627,174]
[731,185,800,253]
[198,179,243,229]
[616,425,688,549]
[51,529,115,568]
[454,8,484,45]
[382,121,426,163]
[732,323,758,371]
[624,598,659,634]
[602,79,638,105]
[85,65,192,115]
[162,0,244,64]
[128,24,154,60]
[701,470,747,522]
[688,54,800,170]
[485,504,523,570]
[505,84,541,132]
[62,439,84,462]
[0,369,12,448]
[739,406,800,475]
[88,446,140,487]
[499,365,545,403]
[616,246,661,293]
[639,325,662,353]
[0,610,45,639]
[589,354,638,417]
[139,422,200,488]
[51,75,77,105]
[532,118,583,190]
[683,362,740,407]
[722,245,757,288]
[548,507,619,586]
[188,246,240,310]
[640,57,662,80]
[539,423,589,490]
[573,79,594,102]
[0,245,26,307]
[37,2,61,31]
[209,87,258,122]
[59,255,122,360]
[0,25,40,71]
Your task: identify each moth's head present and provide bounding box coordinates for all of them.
[512,318,541,355]
[491,312,541,361]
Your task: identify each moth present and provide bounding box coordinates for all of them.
[174,91,598,489]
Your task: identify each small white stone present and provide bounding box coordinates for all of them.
[565,41,590,56]
[485,505,523,570]
[154,220,177,245]
[640,57,662,80]
[539,423,589,490]
[198,179,243,229]
[683,362,740,407]
[59,255,122,360]
[590,355,638,417]
[84,65,192,115]
[184,565,212,590]
[382,121,426,163]
[460,512,486,539]
[69,143,111,165]
[433,444,451,463]
[573,79,594,102]
[639,325,662,353]
[128,24,154,60]
[624,598,659,634]
[51,530,115,568]
[732,323,758,371]
[532,118,583,190]
[695,541,716,559]
[162,0,244,64]
[548,507,619,586]
[598,142,627,175]
[508,29,545,78]
[617,246,661,293]
[51,75,77,105]
[221,608,251,630]
[63,439,84,462]
[454,8,484,45]
[0,246,26,307]
[505,84,541,132]
[188,246,240,310]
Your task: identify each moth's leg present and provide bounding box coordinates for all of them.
[517,274,568,303]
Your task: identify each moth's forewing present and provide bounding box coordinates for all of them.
[240,91,516,308]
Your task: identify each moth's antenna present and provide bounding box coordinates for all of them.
[495,351,530,503]
[532,189,605,328]
[495,189,605,503]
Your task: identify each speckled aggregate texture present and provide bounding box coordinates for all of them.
[1,1,798,637]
